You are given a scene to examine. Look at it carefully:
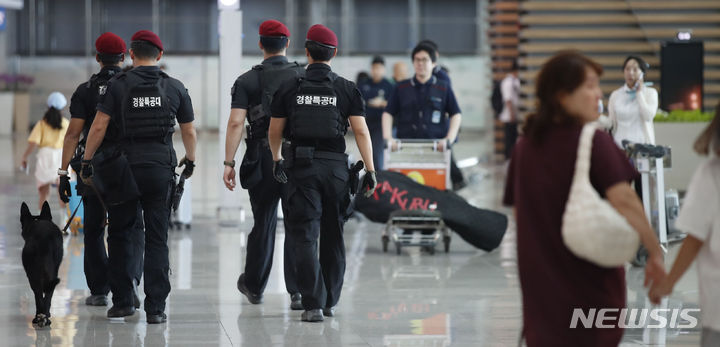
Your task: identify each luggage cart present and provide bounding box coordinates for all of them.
[382,139,452,254]
[622,141,680,266]
[382,209,451,255]
[384,139,451,191]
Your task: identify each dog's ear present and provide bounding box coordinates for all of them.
[39,201,52,221]
[20,202,31,224]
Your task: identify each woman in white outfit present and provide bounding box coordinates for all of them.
[650,104,720,347]
[608,55,659,147]
[21,92,70,211]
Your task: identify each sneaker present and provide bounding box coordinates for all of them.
[301,309,324,322]
[147,312,167,324]
[107,305,136,318]
[322,307,335,317]
[132,280,141,309]
[290,293,303,311]
[85,294,108,306]
[236,273,263,304]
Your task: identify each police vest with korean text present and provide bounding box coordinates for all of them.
[246,61,302,140]
[120,71,176,144]
[396,76,449,139]
[290,73,347,140]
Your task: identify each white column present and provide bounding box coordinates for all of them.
[217,8,245,225]
[409,0,420,46]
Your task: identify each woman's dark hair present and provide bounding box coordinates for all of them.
[43,107,63,130]
[98,53,123,66]
[623,55,649,73]
[130,41,160,60]
[693,101,720,156]
[305,41,335,61]
[522,51,603,143]
[411,44,437,63]
[260,36,288,54]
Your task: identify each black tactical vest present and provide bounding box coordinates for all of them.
[82,69,118,138]
[246,62,302,139]
[290,73,346,140]
[119,72,176,143]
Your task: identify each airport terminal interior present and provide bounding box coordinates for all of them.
[0,0,718,346]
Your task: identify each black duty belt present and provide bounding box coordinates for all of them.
[246,137,269,149]
[313,150,347,162]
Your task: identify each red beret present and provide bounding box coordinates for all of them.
[259,20,290,37]
[306,24,337,48]
[95,32,126,55]
[131,30,163,51]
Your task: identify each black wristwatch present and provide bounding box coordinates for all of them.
[223,160,236,168]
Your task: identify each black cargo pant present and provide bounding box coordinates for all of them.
[242,140,298,295]
[106,165,173,314]
[286,156,350,310]
[80,181,144,296]
[504,121,518,160]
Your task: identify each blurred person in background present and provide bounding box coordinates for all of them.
[499,60,521,160]
[607,55,658,147]
[355,71,369,85]
[650,102,720,347]
[358,56,394,170]
[392,61,408,83]
[21,92,69,213]
[504,51,665,346]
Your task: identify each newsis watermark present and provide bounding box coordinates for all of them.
[570,308,701,329]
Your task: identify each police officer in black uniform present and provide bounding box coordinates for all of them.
[222,19,302,309]
[82,30,198,324]
[58,32,144,308]
[381,43,465,190]
[268,24,378,322]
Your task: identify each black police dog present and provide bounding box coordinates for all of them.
[20,201,63,328]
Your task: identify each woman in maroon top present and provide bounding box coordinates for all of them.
[503,51,666,346]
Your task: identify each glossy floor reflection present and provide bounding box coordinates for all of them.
[0,132,703,346]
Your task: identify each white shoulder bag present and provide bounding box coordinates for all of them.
[562,123,640,267]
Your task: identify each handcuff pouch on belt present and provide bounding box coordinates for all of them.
[294,146,315,167]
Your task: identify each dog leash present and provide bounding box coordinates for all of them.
[62,196,83,235]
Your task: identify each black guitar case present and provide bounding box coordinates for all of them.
[355,171,508,252]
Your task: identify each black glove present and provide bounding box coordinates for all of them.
[80,159,93,178]
[80,160,93,186]
[178,156,195,179]
[273,159,288,184]
[361,171,377,198]
[58,175,71,203]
